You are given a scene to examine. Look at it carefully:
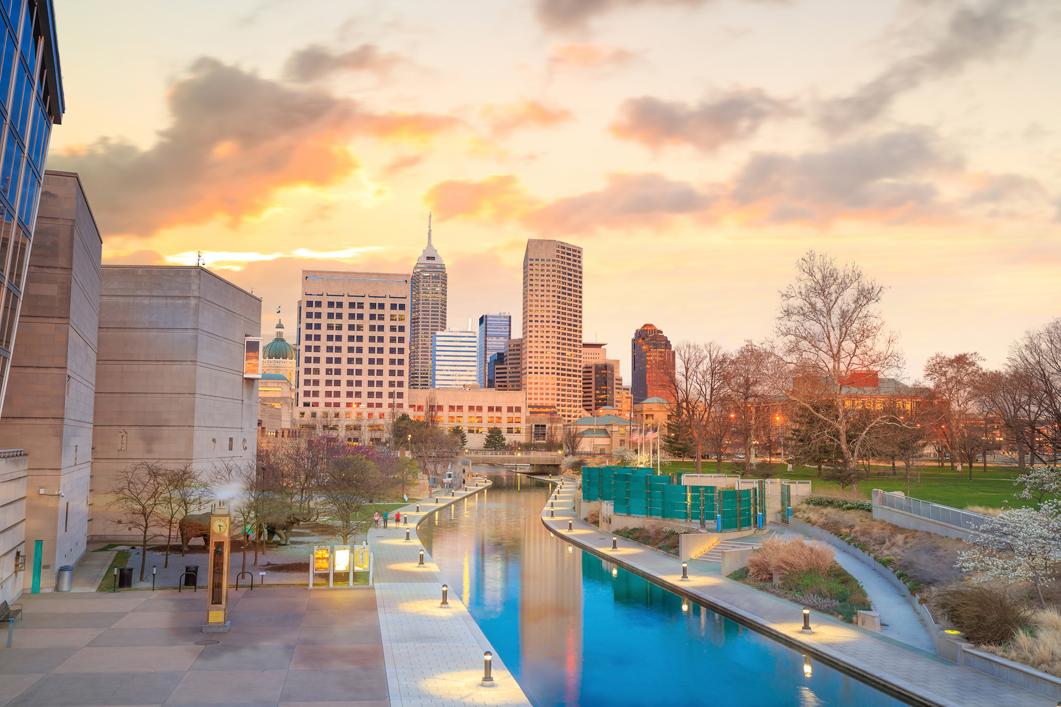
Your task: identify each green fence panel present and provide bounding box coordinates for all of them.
[628,472,648,516]
[582,467,599,501]
[662,484,689,520]
[738,489,754,529]
[647,476,668,517]
[613,472,631,515]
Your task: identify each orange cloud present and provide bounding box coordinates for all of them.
[547,43,637,72]
[51,57,459,236]
[425,175,538,222]
[481,100,572,136]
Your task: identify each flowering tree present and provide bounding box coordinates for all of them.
[957,500,1061,607]
[1014,466,1061,503]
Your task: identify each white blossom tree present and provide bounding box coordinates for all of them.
[957,500,1061,607]
[1014,466,1061,503]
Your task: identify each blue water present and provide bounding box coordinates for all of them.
[419,472,906,707]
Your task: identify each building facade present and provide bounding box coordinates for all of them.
[0,0,64,603]
[0,171,98,592]
[522,239,583,420]
[477,312,510,387]
[258,373,295,437]
[581,342,621,415]
[409,220,446,390]
[407,387,525,448]
[91,266,261,539]
[631,323,675,403]
[296,270,409,440]
[493,338,522,391]
[432,329,477,388]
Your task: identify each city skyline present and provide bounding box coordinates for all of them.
[44,0,1061,382]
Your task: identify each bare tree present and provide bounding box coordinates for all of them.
[318,454,397,544]
[111,462,167,581]
[1009,318,1061,464]
[775,251,904,488]
[726,342,775,475]
[157,464,204,567]
[409,421,461,487]
[924,352,985,478]
[668,342,729,473]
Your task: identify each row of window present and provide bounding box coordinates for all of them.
[305,299,405,310]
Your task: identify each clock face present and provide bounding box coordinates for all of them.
[214,520,228,534]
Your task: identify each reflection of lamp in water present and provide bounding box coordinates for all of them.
[611,567,617,578]
[801,608,813,633]
[802,655,812,678]
[681,599,689,612]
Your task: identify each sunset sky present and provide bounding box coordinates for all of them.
[49,0,1061,381]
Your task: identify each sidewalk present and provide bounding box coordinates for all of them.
[70,545,116,592]
[370,481,530,706]
[542,480,1051,707]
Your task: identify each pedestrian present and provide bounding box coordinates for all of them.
[395,511,401,524]
[383,511,389,529]
[373,511,380,528]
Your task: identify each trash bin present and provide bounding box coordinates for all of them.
[117,567,134,589]
[55,565,73,592]
[183,565,199,587]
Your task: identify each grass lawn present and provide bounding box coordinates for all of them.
[354,502,406,525]
[659,460,1030,509]
[96,549,131,592]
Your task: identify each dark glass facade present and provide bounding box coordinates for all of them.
[0,0,63,414]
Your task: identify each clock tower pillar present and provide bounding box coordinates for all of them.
[203,502,233,632]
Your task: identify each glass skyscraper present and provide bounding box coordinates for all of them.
[477,312,510,387]
[409,216,446,389]
[431,330,477,388]
[0,0,64,415]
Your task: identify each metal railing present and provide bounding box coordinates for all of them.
[873,490,990,533]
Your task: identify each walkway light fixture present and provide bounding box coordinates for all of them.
[435,497,439,504]
[611,537,618,551]
[550,510,555,518]
[567,520,573,532]
[416,504,420,513]
[152,566,157,591]
[418,549,425,566]
[405,529,411,542]
[802,655,813,678]
[440,584,449,607]
[481,651,494,686]
[801,608,812,633]
[681,562,689,581]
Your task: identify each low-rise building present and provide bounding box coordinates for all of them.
[92,266,261,540]
[570,414,630,455]
[407,387,525,448]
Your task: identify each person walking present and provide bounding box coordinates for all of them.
[383,511,389,529]
[373,511,381,528]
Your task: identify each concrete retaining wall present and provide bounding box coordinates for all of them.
[720,547,755,576]
[871,505,978,542]
[679,534,717,561]
[960,646,1061,701]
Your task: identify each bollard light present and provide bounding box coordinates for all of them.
[801,608,813,633]
[482,650,494,686]
[112,566,118,593]
[435,497,439,504]
[259,571,266,586]
[418,549,425,566]
[550,509,555,518]
[404,516,408,526]
[567,520,573,532]
[550,501,554,509]
[405,528,411,542]
[802,655,813,678]
[151,566,157,591]
[440,584,449,607]
[611,537,618,551]
[681,562,689,581]
[416,504,420,513]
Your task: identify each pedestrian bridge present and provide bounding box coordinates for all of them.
[462,450,564,468]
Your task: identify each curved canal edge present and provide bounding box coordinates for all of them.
[369,479,531,706]
[537,476,1051,707]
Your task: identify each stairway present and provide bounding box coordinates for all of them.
[699,535,767,563]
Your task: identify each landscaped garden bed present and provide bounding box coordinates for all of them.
[612,526,688,556]
[729,537,871,622]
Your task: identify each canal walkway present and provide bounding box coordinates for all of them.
[541,479,1051,707]
[369,481,530,706]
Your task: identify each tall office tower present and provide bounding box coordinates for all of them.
[432,330,477,388]
[0,2,64,603]
[492,338,522,391]
[631,323,675,403]
[409,216,446,389]
[522,239,583,420]
[297,270,409,442]
[477,312,510,386]
[581,343,620,414]
[0,172,100,591]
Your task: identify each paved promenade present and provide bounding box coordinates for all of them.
[0,586,388,706]
[541,479,1052,707]
[369,482,529,707]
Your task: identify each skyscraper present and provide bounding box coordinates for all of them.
[432,330,478,388]
[477,312,510,386]
[581,342,620,414]
[631,323,675,403]
[493,338,522,391]
[522,239,583,420]
[297,270,409,442]
[409,215,446,389]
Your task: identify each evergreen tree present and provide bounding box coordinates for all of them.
[483,427,507,451]
[450,425,467,448]
[663,409,694,458]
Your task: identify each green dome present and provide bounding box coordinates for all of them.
[263,319,295,360]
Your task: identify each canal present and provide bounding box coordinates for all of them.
[418,471,905,706]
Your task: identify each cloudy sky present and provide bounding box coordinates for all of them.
[49,0,1061,380]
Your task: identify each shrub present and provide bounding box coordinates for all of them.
[803,496,872,512]
[747,537,835,583]
[938,585,1029,646]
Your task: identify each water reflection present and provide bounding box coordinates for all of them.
[420,471,901,707]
